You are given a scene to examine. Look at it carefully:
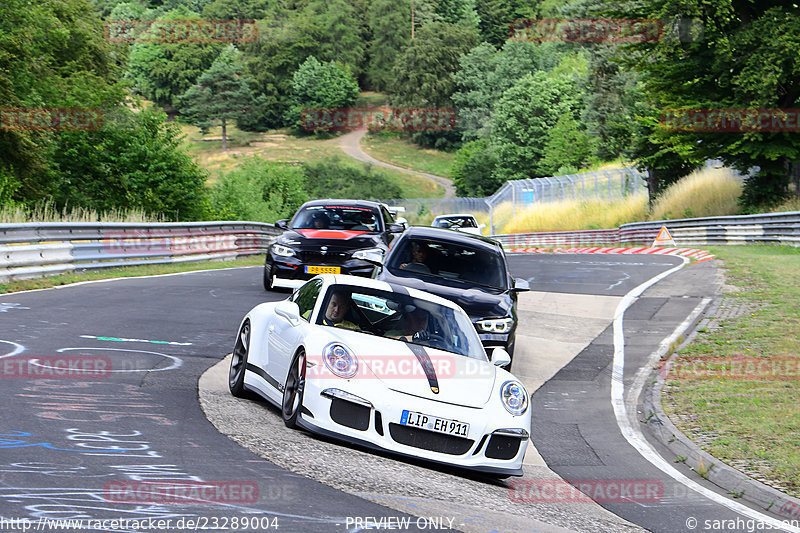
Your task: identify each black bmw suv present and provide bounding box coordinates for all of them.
[374,227,530,368]
[264,200,404,291]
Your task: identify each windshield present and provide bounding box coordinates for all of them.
[433,216,478,229]
[291,205,381,232]
[387,237,508,290]
[316,285,487,360]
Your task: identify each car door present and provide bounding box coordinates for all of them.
[267,279,322,388]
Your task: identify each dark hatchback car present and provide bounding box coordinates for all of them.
[264,199,404,291]
[373,227,529,368]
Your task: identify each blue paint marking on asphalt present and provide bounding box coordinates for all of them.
[0,431,124,453]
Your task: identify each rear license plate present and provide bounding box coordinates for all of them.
[305,265,340,274]
[400,410,469,437]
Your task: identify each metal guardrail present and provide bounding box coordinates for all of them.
[0,222,282,283]
[491,211,800,249]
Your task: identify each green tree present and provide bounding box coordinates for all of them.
[367,0,411,91]
[285,56,359,133]
[539,114,595,175]
[179,46,257,151]
[452,40,559,142]
[49,106,209,220]
[305,0,368,78]
[0,0,124,203]
[491,57,586,181]
[619,0,800,208]
[390,22,478,108]
[450,139,501,197]
[210,158,308,222]
[239,16,322,129]
[126,9,222,110]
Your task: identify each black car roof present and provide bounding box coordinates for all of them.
[402,226,502,251]
[300,199,383,210]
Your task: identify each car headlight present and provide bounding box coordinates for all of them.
[476,317,514,334]
[500,380,528,416]
[272,243,296,257]
[352,247,384,260]
[322,343,358,379]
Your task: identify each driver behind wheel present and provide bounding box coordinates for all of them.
[386,307,430,342]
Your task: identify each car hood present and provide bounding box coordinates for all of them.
[322,330,497,408]
[281,229,382,250]
[380,271,512,319]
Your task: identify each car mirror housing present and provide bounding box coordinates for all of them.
[275,219,289,230]
[388,223,405,233]
[359,249,385,266]
[513,278,530,292]
[275,300,301,325]
[491,347,512,367]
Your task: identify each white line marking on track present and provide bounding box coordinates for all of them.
[55,347,183,372]
[0,340,25,358]
[611,257,800,532]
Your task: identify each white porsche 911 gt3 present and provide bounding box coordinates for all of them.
[228,274,531,477]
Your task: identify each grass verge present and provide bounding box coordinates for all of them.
[0,256,265,294]
[361,132,455,179]
[662,245,800,497]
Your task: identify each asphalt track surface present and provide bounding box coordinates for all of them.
[0,255,793,532]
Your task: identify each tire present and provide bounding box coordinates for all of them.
[263,263,278,291]
[282,349,306,428]
[229,321,250,397]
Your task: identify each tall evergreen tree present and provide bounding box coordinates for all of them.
[367,0,411,91]
[179,47,257,151]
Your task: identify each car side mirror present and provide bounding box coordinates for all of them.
[396,217,409,230]
[359,249,385,266]
[478,223,486,230]
[491,347,512,367]
[513,278,530,292]
[275,300,301,325]
[388,223,405,233]
[275,219,289,230]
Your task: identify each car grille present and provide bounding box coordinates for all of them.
[299,251,349,263]
[388,423,474,455]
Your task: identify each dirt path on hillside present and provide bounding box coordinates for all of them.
[338,129,455,199]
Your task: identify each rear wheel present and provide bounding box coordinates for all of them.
[282,349,306,428]
[229,321,250,397]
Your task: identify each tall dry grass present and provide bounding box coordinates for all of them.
[0,201,165,224]
[649,167,743,221]
[499,193,649,234]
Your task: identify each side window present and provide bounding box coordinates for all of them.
[381,207,394,228]
[292,279,322,321]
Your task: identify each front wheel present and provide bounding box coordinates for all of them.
[282,349,306,428]
[229,321,250,397]
[263,263,278,291]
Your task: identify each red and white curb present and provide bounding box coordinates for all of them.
[505,246,715,263]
